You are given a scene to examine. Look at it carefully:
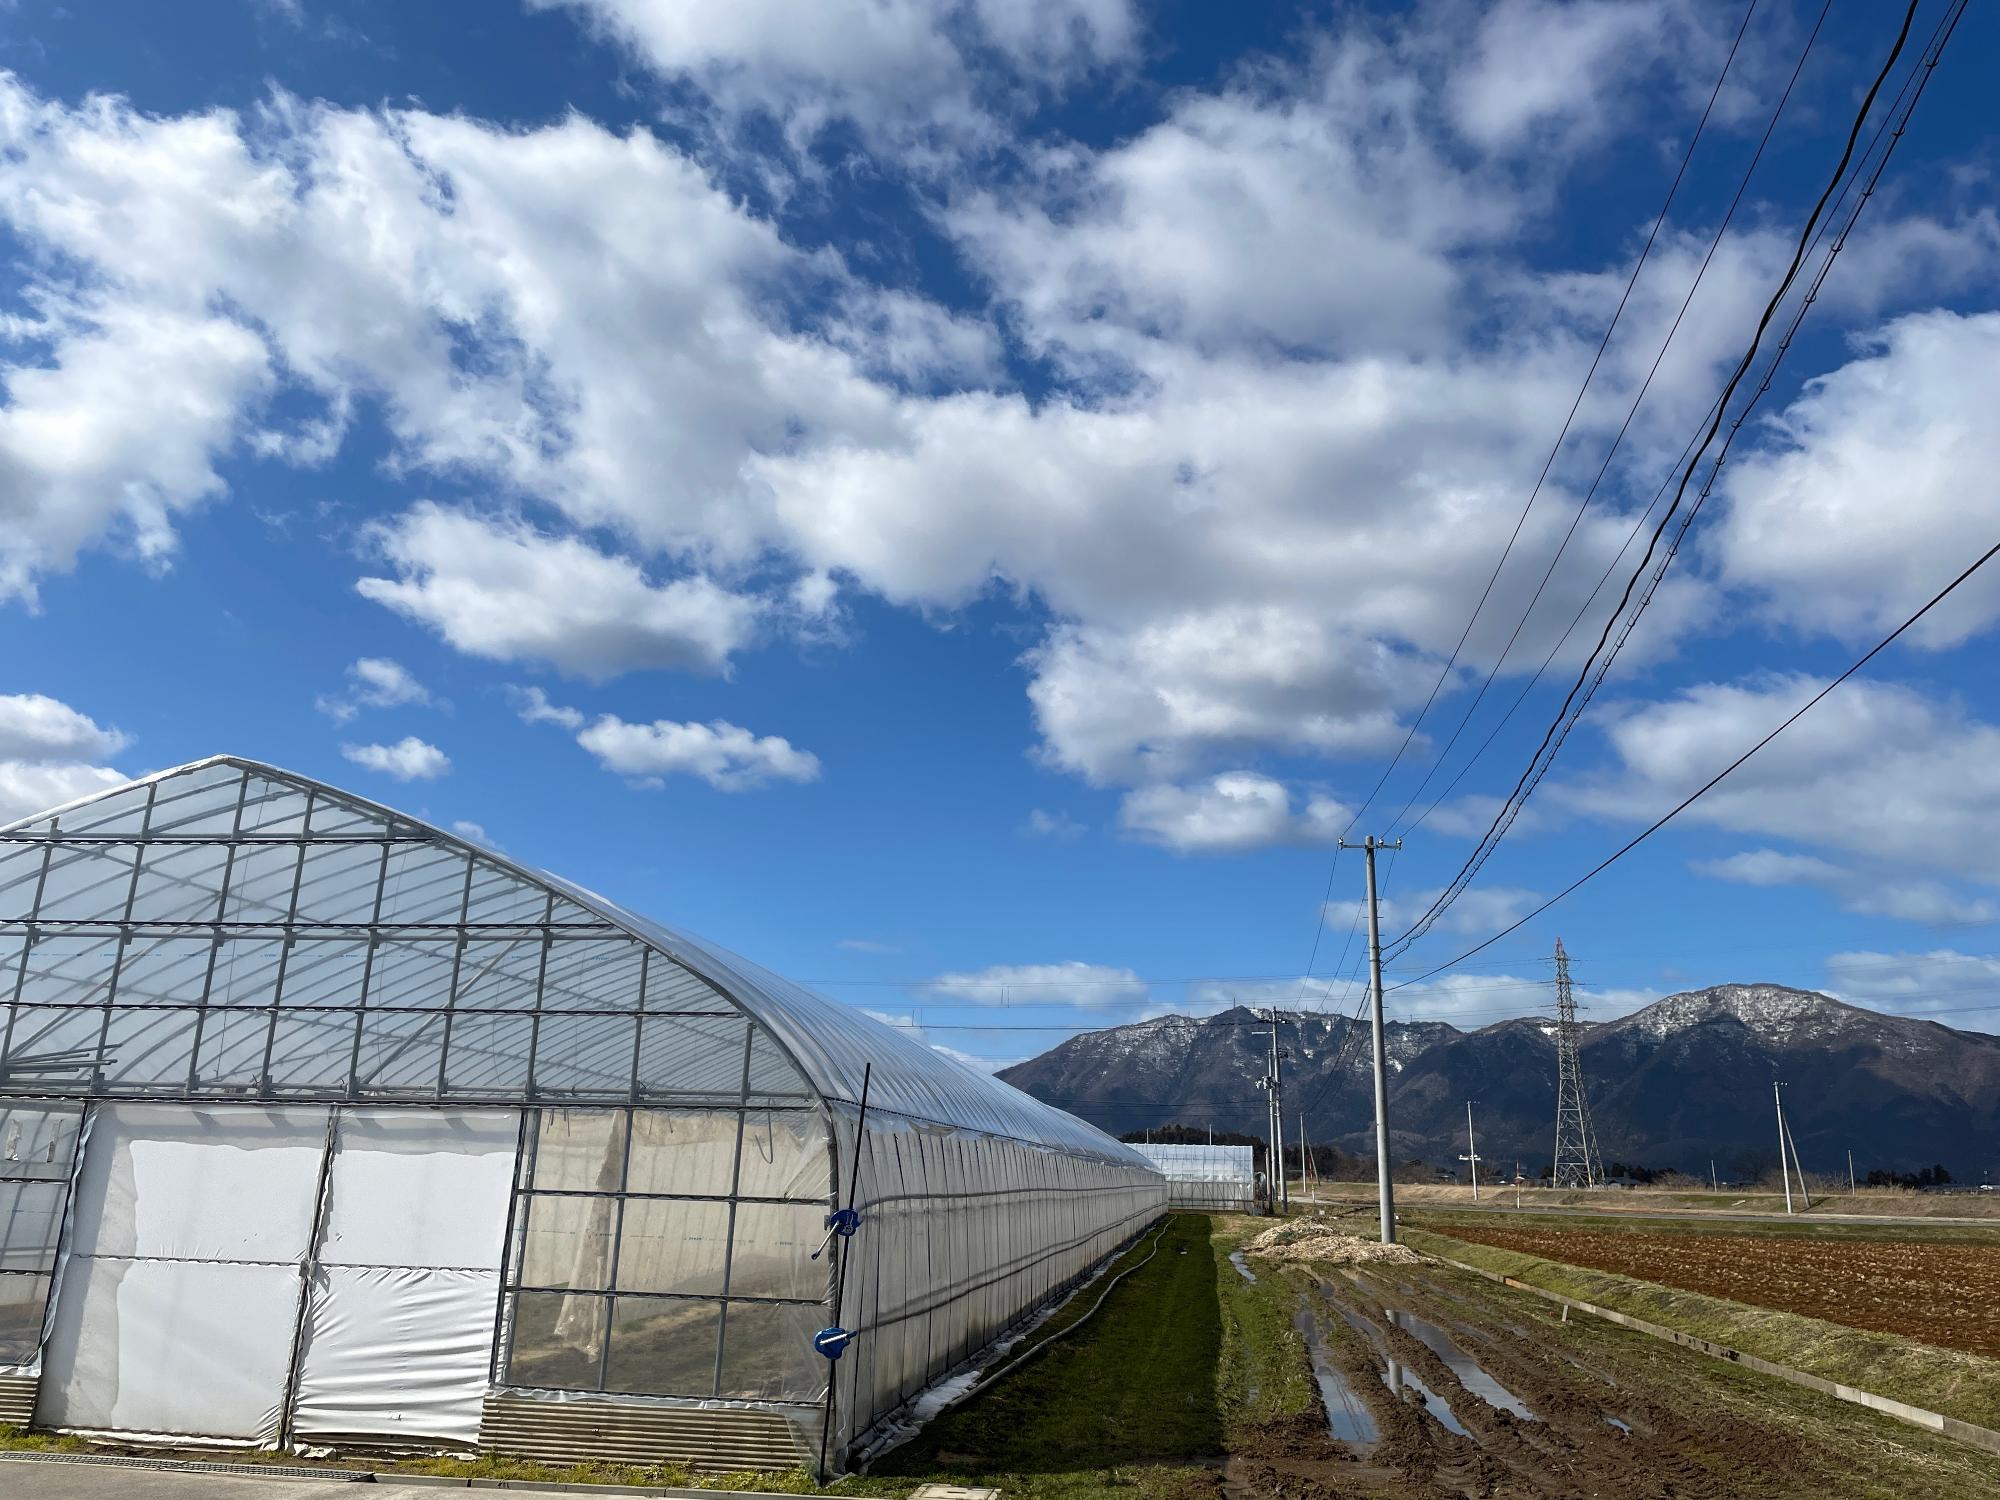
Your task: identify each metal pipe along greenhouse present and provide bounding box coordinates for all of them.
[0,756,1165,1475]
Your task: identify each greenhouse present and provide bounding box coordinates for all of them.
[1132,1143,1260,1212]
[0,756,1165,1475]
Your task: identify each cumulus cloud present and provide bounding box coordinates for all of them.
[1326,885,1544,941]
[0,693,130,762]
[316,657,431,722]
[0,13,1990,838]
[359,506,762,679]
[506,685,586,731]
[1561,676,2000,882]
[1118,773,1347,854]
[0,693,132,823]
[1824,950,2000,1018]
[576,714,820,791]
[535,0,1137,152]
[1024,808,1085,840]
[925,960,1145,1009]
[341,736,451,780]
[1692,848,1996,926]
[1714,311,2000,648]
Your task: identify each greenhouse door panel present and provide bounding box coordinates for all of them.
[36,1105,333,1442]
[289,1109,519,1446]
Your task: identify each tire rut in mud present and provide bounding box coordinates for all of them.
[1225,1258,1844,1498]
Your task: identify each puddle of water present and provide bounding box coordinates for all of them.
[1228,1250,1257,1284]
[1385,1359,1469,1436]
[1384,1308,1540,1424]
[1293,1306,1380,1448]
[1328,1301,1469,1438]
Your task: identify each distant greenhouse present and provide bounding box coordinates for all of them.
[1133,1143,1259,1211]
[0,756,1165,1475]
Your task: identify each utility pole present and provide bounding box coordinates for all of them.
[1774,1081,1794,1215]
[1340,834,1402,1245]
[1848,1149,1856,1195]
[1255,1013,1289,1214]
[1460,1100,1480,1202]
[1710,1160,1718,1194]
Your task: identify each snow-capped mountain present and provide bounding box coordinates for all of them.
[997,987,2000,1179]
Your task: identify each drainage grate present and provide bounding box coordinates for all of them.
[0,1450,373,1480]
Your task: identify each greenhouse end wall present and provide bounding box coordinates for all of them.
[0,756,1164,1473]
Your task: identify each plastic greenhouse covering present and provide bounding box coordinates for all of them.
[0,756,1166,1469]
[1133,1143,1259,1211]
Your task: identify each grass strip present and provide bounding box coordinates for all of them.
[1405,1226,2000,1431]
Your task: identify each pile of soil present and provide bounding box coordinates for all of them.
[1243,1220,1425,1265]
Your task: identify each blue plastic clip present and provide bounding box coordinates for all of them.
[813,1326,855,1361]
[826,1207,862,1238]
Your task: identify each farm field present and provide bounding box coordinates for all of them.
[1443,1220,2000,1357]
[875,1214,2000,1498]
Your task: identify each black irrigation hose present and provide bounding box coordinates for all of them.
[964,1215,1175,1395]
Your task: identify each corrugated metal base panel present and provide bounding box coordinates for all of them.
[0,1374,37,1428]
[480,1393,810,1474]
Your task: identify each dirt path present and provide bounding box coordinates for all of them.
[1221,1253,2000,1498]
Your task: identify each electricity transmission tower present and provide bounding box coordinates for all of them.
[1550,938,1603,1188]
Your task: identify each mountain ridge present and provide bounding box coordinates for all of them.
[997,983,2000,1180]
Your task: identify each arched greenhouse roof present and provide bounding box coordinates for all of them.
[0,755,1153,1172]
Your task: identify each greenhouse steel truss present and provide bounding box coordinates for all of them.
[0,757,1165,1473]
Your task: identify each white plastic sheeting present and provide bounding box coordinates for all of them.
[38,1105,330,1440]
[290,1108,519,1446]
[1134,1144,1259,1211]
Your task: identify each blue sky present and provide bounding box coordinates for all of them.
[2,0,1998,1070]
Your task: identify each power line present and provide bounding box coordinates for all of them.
[1389,0,1939,956]
[1390,530,2000,990]
[1387,0,1831,838]
[1341,0,1762,844]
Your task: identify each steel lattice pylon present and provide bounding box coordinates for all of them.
[1550,938,1602,1188]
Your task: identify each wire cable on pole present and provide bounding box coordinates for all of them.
[1387,0,1937,957]
[1334,0,1762,846]
[1391,531,2000,991]
[1386,0,1831,837]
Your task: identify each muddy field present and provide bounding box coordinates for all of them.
[1446,1223,2000,1358]
[1224,1255,1992,1499]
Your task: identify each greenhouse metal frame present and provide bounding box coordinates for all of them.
[0,756,1165,1473]
[1132,1143,1259,1212]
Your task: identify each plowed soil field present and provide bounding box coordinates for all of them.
[1448,1224,2000,1356]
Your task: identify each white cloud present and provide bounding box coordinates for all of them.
[316,657,431,722]
[1447,0,1706,151]
[925,960,1145,1009]
[1824,950,2000,1017]
[451,819,502,850]
[838,938,900,954]
[341,736,451,781]
[1714,311,2000,649]
[0,693,132,824]
[1692,847,1996,927]
[535,0,1136,152]
[576,714,820,791]
[1024,808,1084,840]
[0,761,131,825]
[0,25,1989,842]
[1118,773,1347,855]
[1562,676,2000,882]
[0,693,130,762]
[1327,884,1544,941]
[359,506,762,679]
[506,685,585,731]
[0,299,269,605]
